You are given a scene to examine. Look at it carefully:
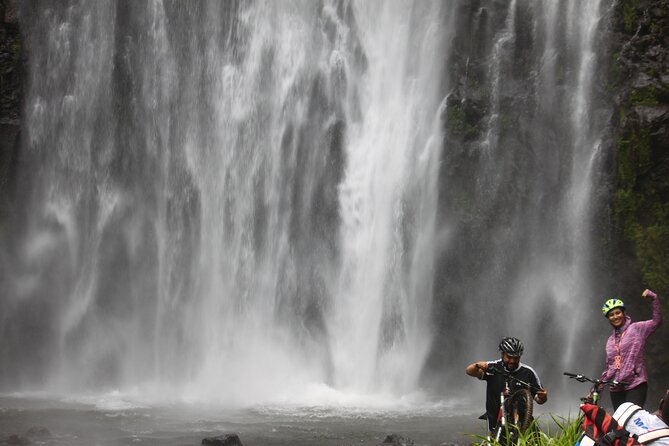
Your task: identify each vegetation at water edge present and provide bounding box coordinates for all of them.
[468,415,582,446]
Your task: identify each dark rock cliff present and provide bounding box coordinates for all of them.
[0,0,20,231]
[608,0,669,397]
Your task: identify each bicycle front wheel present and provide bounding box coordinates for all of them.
[506,388,533,431]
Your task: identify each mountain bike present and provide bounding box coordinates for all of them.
[483,363,542,445]
[564,372,628,446]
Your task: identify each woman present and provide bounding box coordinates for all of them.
[599,289,662,410]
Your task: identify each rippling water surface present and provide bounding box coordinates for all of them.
[0,395,488,446]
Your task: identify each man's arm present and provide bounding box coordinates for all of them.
[535,388,548,404]
[466,361,488,379]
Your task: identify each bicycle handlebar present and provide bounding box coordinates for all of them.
[485,363,542,392]
[563,372,628,388]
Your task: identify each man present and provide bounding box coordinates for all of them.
[465,336,549,432]
[612,389,669,446]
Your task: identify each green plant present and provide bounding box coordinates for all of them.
[615,127,651,189]
[613,122,669,292]
[467,415,582,446]
[9,37,21,63]
[446,103,479,139]
[622,0,637,33]
[545,414,584,446]
[629,87,659,106]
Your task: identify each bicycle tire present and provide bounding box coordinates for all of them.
[505,388,533,431]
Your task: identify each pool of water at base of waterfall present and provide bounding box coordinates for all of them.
[0,395,494,446]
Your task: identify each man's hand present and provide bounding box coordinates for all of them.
[535,388,548,404]
[474,362,487,379]
[486,362,505,375]
[466,361,488,379]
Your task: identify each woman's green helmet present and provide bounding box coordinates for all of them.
[602,298,625,317]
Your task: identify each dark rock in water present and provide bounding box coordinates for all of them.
[201,434,243,446]
[380,433,415,446]
[5,434,30,445]
[23,426,51,439]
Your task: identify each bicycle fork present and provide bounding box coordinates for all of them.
[494,391,506,443]
[591,387,599,405]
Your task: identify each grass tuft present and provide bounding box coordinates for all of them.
[467,415,582,446]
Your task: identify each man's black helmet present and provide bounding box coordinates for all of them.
[499,337,524,357]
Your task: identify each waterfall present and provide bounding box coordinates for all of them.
[1,0,449,405]
[329,1,448,396]
[0,0,611,407]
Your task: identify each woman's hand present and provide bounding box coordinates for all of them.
[642,289,657,299]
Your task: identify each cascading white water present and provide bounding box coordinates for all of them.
[502,0,607,367]
[329,1,448,396]
[434,0,610,396]
[2,1,450,405]
[0,0,613,409]
[463,0,607,362]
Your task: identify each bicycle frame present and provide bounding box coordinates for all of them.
[493,381,512,443]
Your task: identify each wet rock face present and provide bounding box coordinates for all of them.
[609,0,669,399]
[609,0,669,290]
[0,0,21,123]
[615,0,669,108]
[0,0,21,230]
[0,0,18,26]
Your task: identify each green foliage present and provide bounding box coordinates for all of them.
[545,415,585,446]
[634,211,669,290]
[446,103,479,139]
[629,87,659,106]
[10,39,21,62]
[615,127,651,189]
[650,21,662,34]
[468,416,582,446]
[622,0,637,33]
[499,114,516,133]
[614,126,669,292]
